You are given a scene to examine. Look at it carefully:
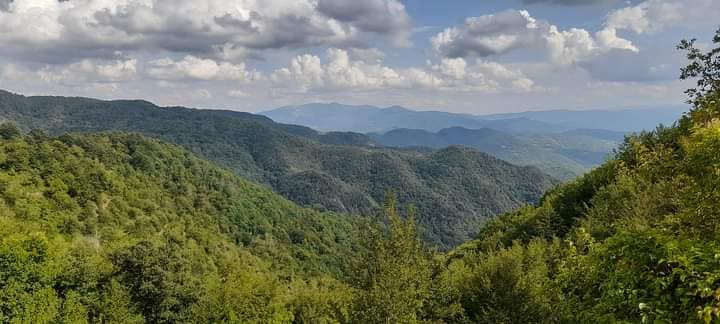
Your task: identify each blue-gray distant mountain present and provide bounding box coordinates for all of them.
[261,103,688,134]
[371,127,621,181]
[480,105,689,132]
[261,103,565,134]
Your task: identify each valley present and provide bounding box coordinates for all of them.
[0,0,718,321]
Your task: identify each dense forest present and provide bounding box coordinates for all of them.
[432,30,720,322]
[2,26,720,323]
[0,131,363,322]
[0,89,556,249]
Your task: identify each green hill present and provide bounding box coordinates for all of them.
[428,31,720,323]
[0,91,556,248]
[0,130,361,322]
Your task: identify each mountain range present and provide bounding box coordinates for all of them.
[261,102,688,134]
[0,90,556,248]
[262,103,679,179]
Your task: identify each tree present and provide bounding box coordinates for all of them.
[351,192,434,323]
[678,28,720,125]
[0,122,21,140]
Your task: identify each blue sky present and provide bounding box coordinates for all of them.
[0,0,718,113]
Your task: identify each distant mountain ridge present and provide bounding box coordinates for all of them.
[261,102,688,134]
[481,106,688,132]
[263,103,494,133]
[371,127,619,180]
[262,102,688,179]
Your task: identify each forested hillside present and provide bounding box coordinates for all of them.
[440,107,720,322]
[342,28,720,323]
[0,91,556,248]
[0,131,364,322]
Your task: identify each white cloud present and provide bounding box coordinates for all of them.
[0,0,412,63]
[435,58,467,79]
[270,48,537,94]
[545,27,599,65]
[430,9,639,65]
[0,0,712,114]
[146,56,259,81]
[598,0,720,51]
[271,48,401,92]
[430,1,718,67]
[431,10,542,58]
[38,58,138,85]
[316,0,412,46]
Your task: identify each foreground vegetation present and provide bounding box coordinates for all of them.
[0,131,365,322]
[440,28,720,323]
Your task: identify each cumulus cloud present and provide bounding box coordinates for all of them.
[271,48,401,92]
[270,48,537,94]
[0,0,713,114]
[38,58,138,85]
[431,9,638,64]
[604,0,720,34]
[146,56,260,81]
[431,10,542,58]
[0,0,412,63]
[316,0,412,46]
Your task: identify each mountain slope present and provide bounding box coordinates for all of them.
[0,131,359,322]
[436,41,720,321]
[0,90,557,248]
[372,127,619,180]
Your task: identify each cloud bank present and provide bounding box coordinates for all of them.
[0,0,718,113]
[0,0,412,63]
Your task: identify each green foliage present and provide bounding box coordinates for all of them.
[351,193,463,323]
[438,28,720,323]
[447,239,564,323]
[0,123,20,140]
[351,193,433,323]
[679,28,720,106]
[0,132,359,323]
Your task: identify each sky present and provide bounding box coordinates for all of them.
[0,0,718,114]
